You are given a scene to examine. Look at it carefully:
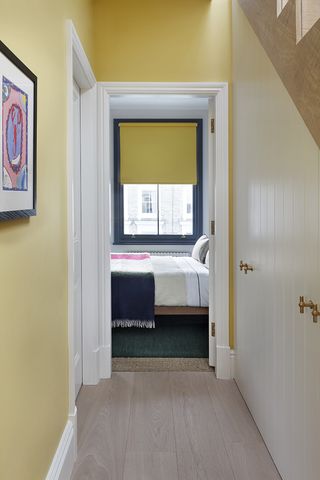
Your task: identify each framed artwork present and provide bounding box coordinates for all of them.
[0,40,37,220]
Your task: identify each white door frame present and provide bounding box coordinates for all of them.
[66,21,97,440]
[97,82,230,380]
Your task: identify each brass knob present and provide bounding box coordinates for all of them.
[311,304,320,323]
[299,296,304,313]
[298,296,315,314]
[245,264,253,274]
[239,260,254,274]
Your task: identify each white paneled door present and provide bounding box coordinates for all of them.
[234,100,320,479]
[303,162,320,480]
[73,80,83,398]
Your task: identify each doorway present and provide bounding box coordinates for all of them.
[96,83,230,379]
[109,97,209,364]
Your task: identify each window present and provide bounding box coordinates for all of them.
[114,119,203,244]
[123,184,193,236]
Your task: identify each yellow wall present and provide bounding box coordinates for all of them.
[92,0,231,82]
[0,1,92,479]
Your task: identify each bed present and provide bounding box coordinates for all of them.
[111,252,209,328]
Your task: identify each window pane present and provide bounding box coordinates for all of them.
[159,185,193,235]
[123,184,158,235]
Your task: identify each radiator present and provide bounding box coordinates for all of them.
[130,250,191,257]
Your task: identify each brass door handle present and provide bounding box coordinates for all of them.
[299,296,320,323]
[298,296,315,314]
[239,260,254,274]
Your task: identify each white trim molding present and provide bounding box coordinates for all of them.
[230,349,236,379]
[68,406,78,456]
[97,86,112,381]
[45,420,76,480]
[214,83,230,379]
[99,344,112,379]
[98,82,228,96]
[66,19,97,478]
[67,16,99,395]
[80,83,100,386]
[97,82,230,380]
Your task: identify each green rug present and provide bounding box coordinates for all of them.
[112,315,209,358]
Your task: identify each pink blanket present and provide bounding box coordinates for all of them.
[111,253,150,261]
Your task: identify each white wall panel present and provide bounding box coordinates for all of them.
[233,2,320,479]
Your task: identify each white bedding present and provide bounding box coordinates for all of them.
[151,256,209,307]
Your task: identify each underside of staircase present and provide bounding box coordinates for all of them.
[238,0,320,147]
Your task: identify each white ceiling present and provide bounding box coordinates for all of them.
[110,94,209,110]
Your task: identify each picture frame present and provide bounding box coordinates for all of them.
[0,40,37,221]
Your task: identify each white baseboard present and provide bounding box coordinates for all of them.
[84,347,100,385]
[216,345,231,379]
[209,336,216,368]
[83,344,111,385]
[68,407,77,457]
[45,419,76,480]
[99,344,111,379]
[230,349,235,378]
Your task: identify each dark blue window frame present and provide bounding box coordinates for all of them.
[113,118,203,245]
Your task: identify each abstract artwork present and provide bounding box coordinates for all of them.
[0,41,37,220]
[2,77,28,191]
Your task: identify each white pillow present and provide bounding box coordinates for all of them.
[192,235,209,263]
[205,250,209,269]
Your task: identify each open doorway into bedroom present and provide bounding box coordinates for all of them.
[110,95,209,370]
[108,95,212,371]
[99,84,230,378]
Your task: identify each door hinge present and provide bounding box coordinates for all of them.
[211,322,215,337]
[211,220,215,236]
[211,118,215,133]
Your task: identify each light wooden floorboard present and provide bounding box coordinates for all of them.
[170,372,235,480]
[71,372,282,480]
[205,373,262,444]
[126,372,176,454]
[71,373,134,480]
[205,376,281,480]
[123,453,179,480]
[227,441,282,480]
[76,381,105,452]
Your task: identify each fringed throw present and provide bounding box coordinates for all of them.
[111,253,155,328]
[112,319,155,329]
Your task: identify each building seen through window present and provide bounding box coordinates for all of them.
[123,184,193,236]
[142,191,154,214]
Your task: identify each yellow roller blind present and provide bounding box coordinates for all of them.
[119,122,198,184]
